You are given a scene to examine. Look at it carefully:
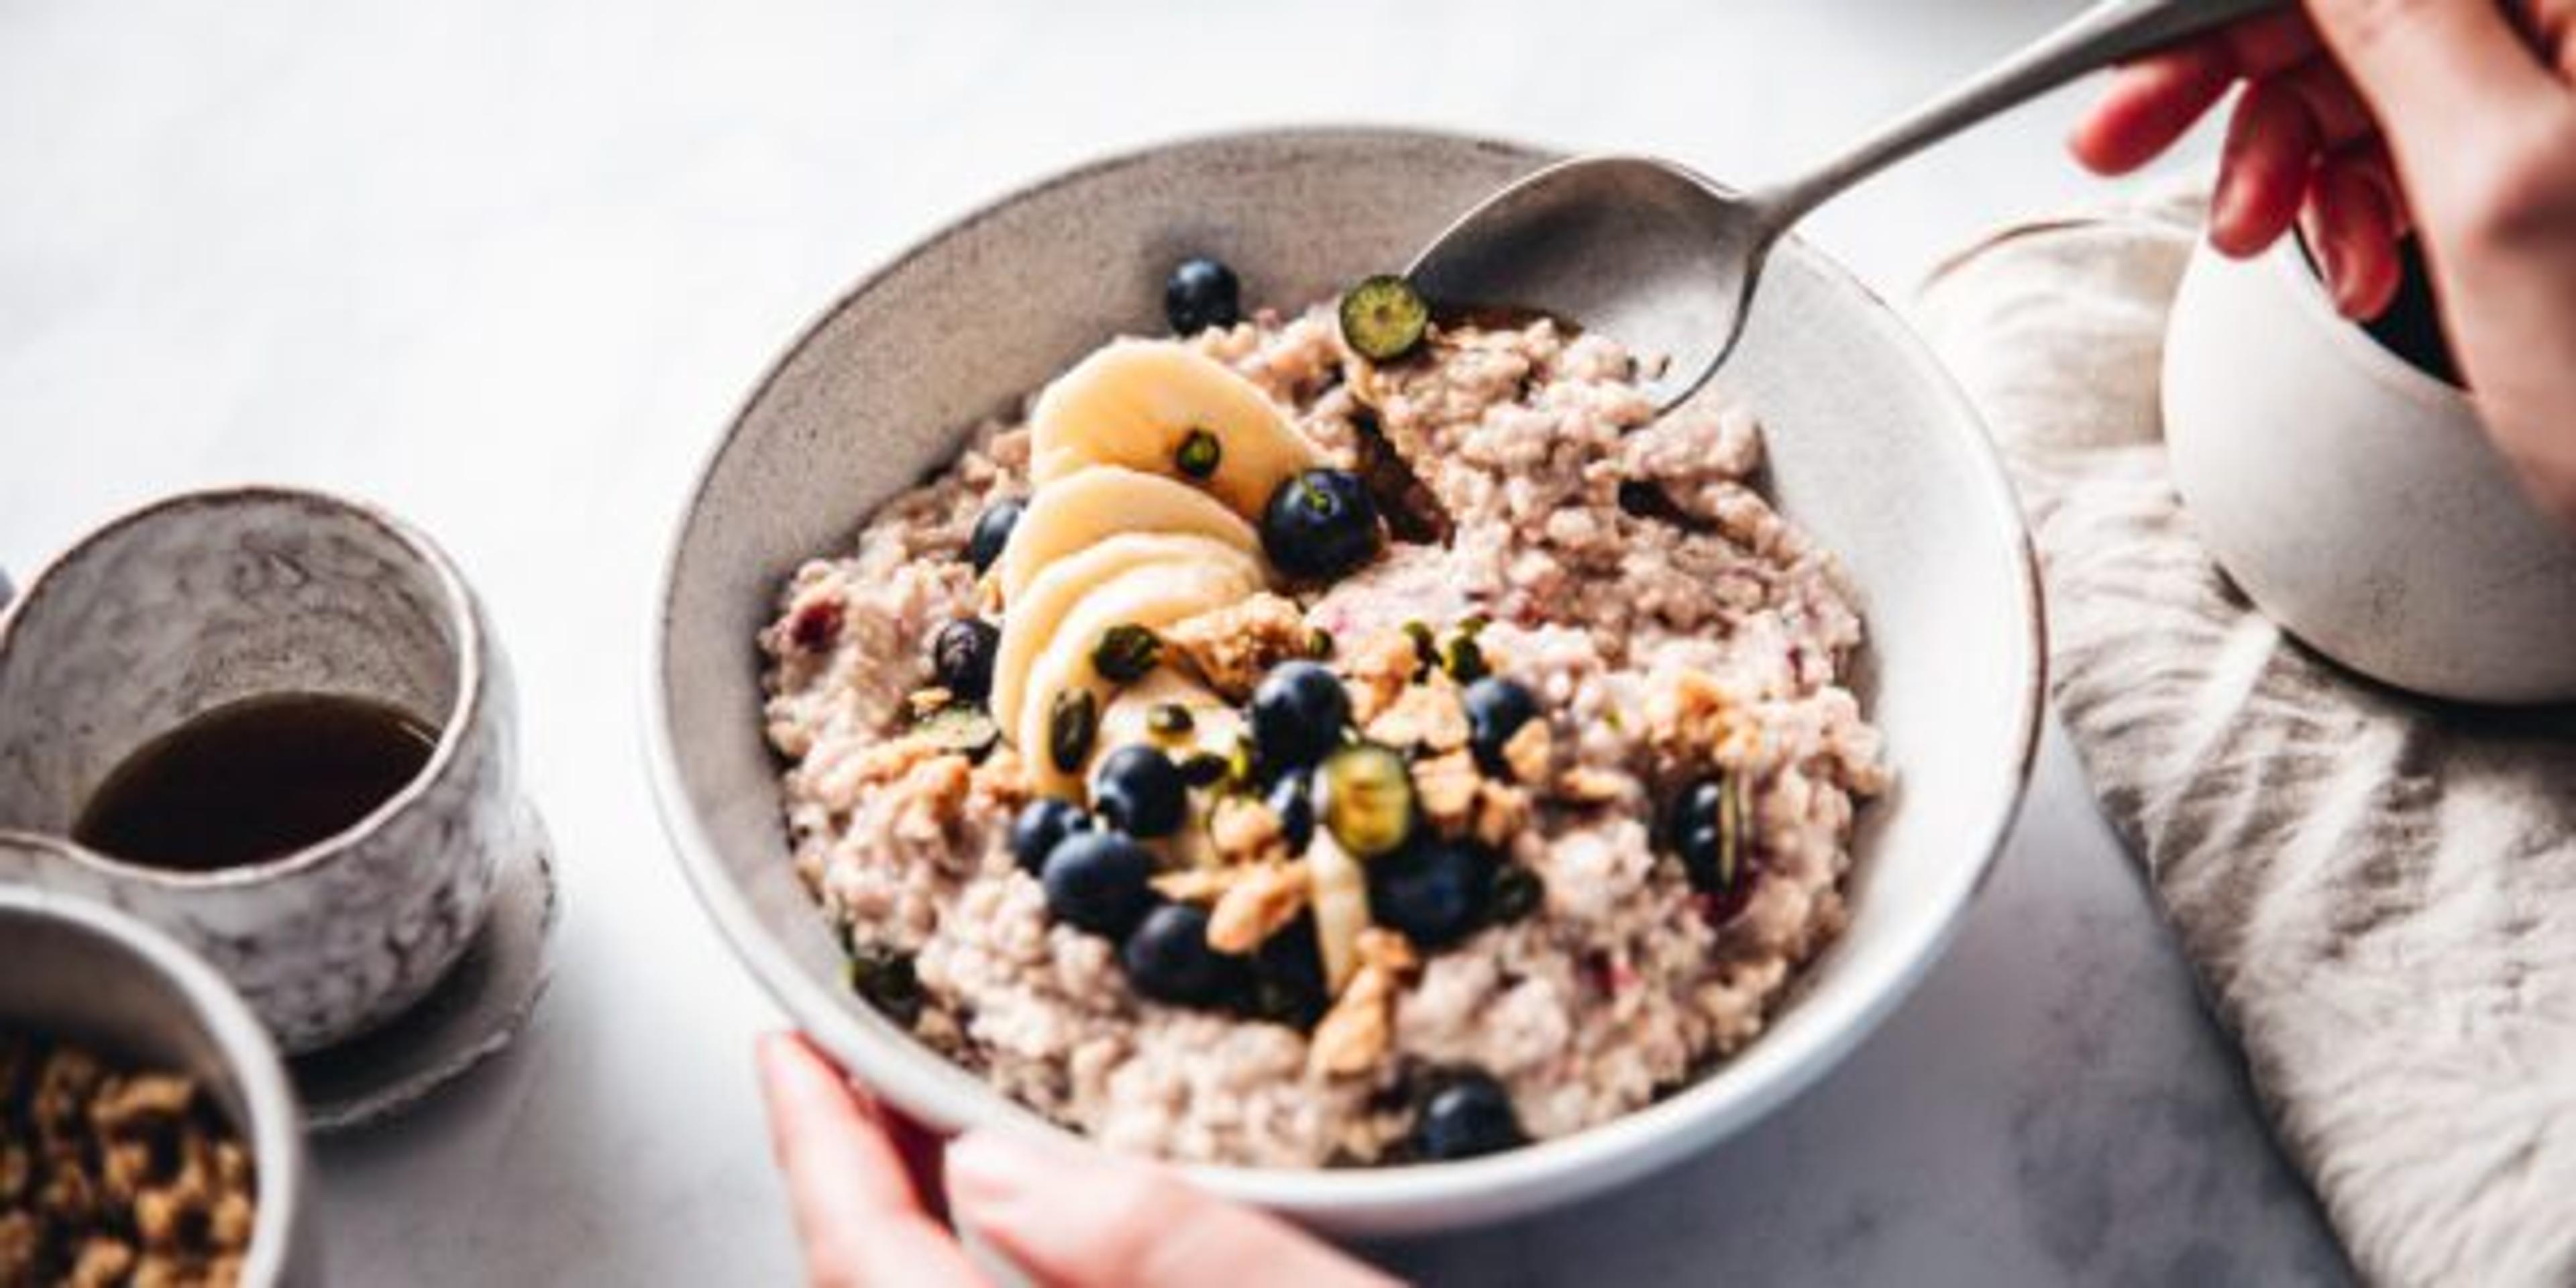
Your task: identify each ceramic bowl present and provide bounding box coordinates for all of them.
[0,859,319,1285]
[643,127,2043,1234]
[2164,237,2576,704]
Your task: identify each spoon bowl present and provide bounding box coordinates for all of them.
[1408,156,1766,410]
[1409,0,2290,405]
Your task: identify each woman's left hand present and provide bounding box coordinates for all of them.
[755,1032,1401,1288]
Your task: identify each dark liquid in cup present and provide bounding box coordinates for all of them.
[73,694,438,872]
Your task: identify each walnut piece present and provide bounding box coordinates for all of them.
[1341,629,1424,724]
[1412,751,1481,835]
[1364,684,1468,753]
[1164,593,1312,700]
[1208,797,1287,866]
[1501,718,1553,784]
[1207,861,1311,955]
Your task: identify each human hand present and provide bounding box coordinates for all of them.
[2071,0,2576,525]
[755,1032,1399,1288]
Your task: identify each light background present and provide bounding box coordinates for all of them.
[0,1,2353,1282]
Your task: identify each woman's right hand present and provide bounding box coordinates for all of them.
[2072,0,2576,527]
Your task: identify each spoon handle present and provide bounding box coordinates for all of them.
[1758,0,2292,229]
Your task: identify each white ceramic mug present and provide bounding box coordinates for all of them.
[2163,236,2576,705]
[0,487,526,1053]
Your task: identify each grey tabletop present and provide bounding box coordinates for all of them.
[0,0,2351,1282]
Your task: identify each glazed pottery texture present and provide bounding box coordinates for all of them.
[2164,238,2576,704]
[0,872,319,1285]
[646,128,2043,1233]
[0,488,523,1053]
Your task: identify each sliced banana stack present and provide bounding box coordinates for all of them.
[1028,339,1325,521]
[990,533,1261,739]
[996,466,1261,604]
[1016,557,1263,797]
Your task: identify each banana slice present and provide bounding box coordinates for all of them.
[1095,669,1248,871]
[1030,340,1326,520]
[990,533,1260,737]
[1016,558,1263,798]
[998,466,1263,604]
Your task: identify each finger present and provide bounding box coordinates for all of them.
[881,1103,953,1226]
[2211,80,2323,256]
[2071,13,2324,173]
[2304,0,2559,148]
[2304,147,2406,317]
[946,1130,1398,1288]
[2265,56,2383,153]
[757,1034,985,1288]
[2072,44,2239,173]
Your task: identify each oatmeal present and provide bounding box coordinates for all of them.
[759,266,1884,1168]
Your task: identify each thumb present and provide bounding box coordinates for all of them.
[945,1130,1399,1288]
[2302,0,2557,160]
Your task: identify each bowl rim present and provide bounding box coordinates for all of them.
[640,123,2045,1226]
[0,879,309,1285]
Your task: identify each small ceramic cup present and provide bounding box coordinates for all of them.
[0,869,319,1285]
[0,486,523,1053]
[2163,236,2576,704]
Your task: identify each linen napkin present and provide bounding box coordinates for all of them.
[1911,195,2576,1288]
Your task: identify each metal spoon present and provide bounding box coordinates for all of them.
[1408,0,2291,409]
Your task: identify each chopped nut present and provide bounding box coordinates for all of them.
[1208,797,1287,865]
[1501,719,1553,784]
[1364,684,1468,753]
[1308,930,1419,1077]
[1552,766,1629,806]
[1647,668,1761,763]
[886,754,975,843]
[1152,867,1238,904]
[1471,782,1533,849]
[1208,861,1312,954]
[1163,594,1313,700]
[906,686,955,718]
[1412,751,1481,835]
[66,1237,133,1288]
[1342,629,1423,724]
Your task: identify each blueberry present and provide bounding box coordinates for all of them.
[1265,775,1316,852]
[932,619,1000,702]
[1368,838,1496,951]
[1246,912,1329,1028]
[967,500,1023,575]
[1464,677,1539,775]
[1413,1071,1527,1162]
[1164,257,1242,335]
[1122,903,1248,1008]
[1040,831,1157,938]
[1249,661,1349,772]
[1260,469,1383,583]
[1090,745,1187,839]
[1665,775,1754,907]
[1009,798,1091,875]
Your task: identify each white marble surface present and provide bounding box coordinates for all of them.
[0,0,2353,1282]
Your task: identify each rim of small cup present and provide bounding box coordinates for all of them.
[0,484,484,888]
[0,877,309,1286]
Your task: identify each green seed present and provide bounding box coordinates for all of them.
[1489,865,1543,924]
[1048,689,1097,773]
[1175,428,1222,480]
[1091,624,1161,684]
[1317,742,1417,859]
[1179,752,1231,788]
[1338,274,1432,362]
[1306,627,1336,659]
[1146,704,1195,739]
[1403,621,1438,678]
[1441,633,1489,684]
[846,943,924,1026]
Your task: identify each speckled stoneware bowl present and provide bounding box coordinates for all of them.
[645,127,2044,1234]
[0,487,523,1054]
[2165,237,2576,704]
[0,868,319,1285]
